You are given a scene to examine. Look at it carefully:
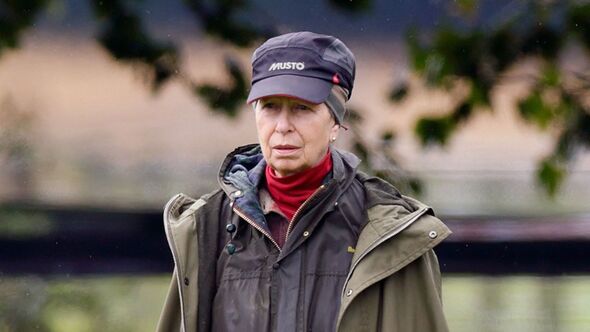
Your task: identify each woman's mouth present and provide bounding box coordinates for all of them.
[273,145,301,155]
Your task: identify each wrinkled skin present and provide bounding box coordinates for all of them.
[253,96,339,177]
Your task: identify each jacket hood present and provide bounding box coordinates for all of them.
[217,143,266,198]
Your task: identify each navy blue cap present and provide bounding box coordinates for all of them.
[247,31,356,106]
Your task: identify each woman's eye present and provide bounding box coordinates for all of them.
[293,104,311,112]
[261,102,277,109]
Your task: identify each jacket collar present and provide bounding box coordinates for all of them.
[217,144,362,232]
[217,144,361,192]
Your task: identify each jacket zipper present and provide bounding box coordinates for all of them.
[340,206,429,299]
[233,205,282,252]
[285,184,327,241]
[163,193,188,332]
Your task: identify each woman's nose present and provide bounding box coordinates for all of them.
[275,108,293,133]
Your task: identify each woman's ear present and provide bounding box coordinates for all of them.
[329,123,340,142]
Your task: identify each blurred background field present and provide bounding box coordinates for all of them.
[1,0,590,331]
[2,275,590,332]
[0,276,169,332]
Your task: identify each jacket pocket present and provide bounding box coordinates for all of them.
[212,270,272,332]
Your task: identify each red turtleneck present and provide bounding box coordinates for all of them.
[265,150,332,221]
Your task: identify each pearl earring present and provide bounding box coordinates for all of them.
[330,137,336,142]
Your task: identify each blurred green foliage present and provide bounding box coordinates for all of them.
[518,91,555,130]
[398,1,590,196]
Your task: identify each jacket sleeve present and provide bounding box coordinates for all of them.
[338,249,451,332]
[379,248,449,332]
[156,268,183,332]
[395,248,449,332]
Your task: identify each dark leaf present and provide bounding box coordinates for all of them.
[389,81,408,102]
[536,157,566,197]
[415,115,455,146]
[406,29,429,73]
[328,0,372,12]
[226,57,248,94]
[352,140,369,162]
[194,56,248,117]
[432,27,485,81]
[451,101,473,122]
[93,3,180,90]
[567,3,590,51]
[555,129,575,161]
[183,0,276,48]
[469,81,490,106]
[574,110,590,147]
[408,177,423,196]
[0,0,50,55]
[488,24,521,73]
[91,0,121,18]
[541,63,560,87]
[521,24,561,59]
[555,101,590,157]
[196,85,237,117]
[346,108,363,124]
[381,130,395,143]
[518,91,555,129]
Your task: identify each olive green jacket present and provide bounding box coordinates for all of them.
[157,194,451,332]
[157,147,452,332]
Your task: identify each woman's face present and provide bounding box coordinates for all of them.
[254,96,339,177]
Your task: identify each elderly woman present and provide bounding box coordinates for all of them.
[157,31,451,332]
